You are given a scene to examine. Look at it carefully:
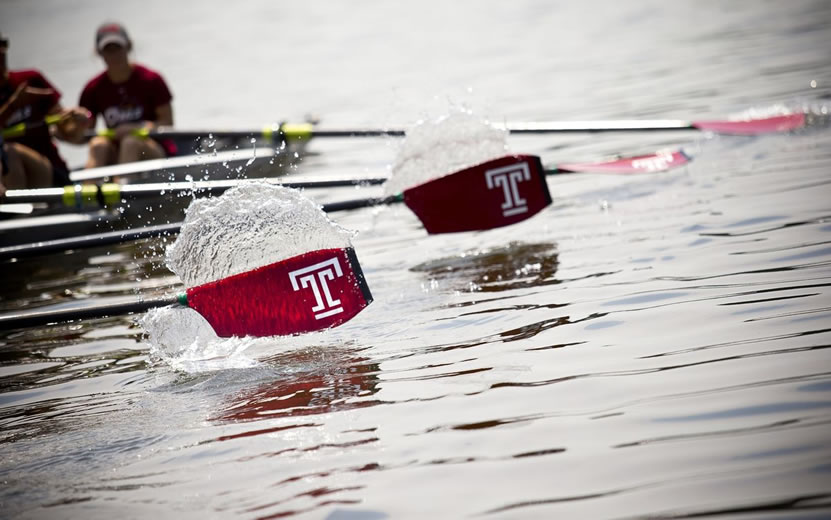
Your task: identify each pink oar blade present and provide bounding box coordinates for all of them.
[556,150,690,174]
[403,155,552,234]
[185,247,372,337]
[692,113,805,135]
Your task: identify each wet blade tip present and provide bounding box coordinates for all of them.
[693,113,806,135]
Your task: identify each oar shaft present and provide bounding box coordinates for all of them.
[1,114,64,139]
[143,124,694,139]
[115,177,389,200]
[2,184,121,206]
[68,148,279,183]
[505,120,694,133]
[93,121,696,140]
[0,296,178,331]
[299,114,806,137]
[308,129,407,137]
[86,129,282,141]
[322,195,402,212]
[4,187,67,204]
[85,123,314,142]
[301,122,694,136]
[3,176,389,206]
[0,222,182,260]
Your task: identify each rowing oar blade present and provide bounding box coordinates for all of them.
[185,247,372,337]
[402,155,551,234]
[692,113,805,135]
[555,150,690,174]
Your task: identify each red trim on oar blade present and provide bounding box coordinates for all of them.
[186,247,372,337]
[556,150,690,174]
[692,113,805,135]
[403,155,551,234]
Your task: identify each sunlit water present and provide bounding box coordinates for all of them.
[2,1,831,518]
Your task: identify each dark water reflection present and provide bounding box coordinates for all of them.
[410,241,560,293]
[210,352,381,439]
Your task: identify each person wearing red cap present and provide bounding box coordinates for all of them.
[79,23,175,168]
[0,33,91,196]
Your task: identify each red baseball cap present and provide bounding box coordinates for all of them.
[96,23,130,51]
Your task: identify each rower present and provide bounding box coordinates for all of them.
[78,23,176,169]
[0,33,90,197]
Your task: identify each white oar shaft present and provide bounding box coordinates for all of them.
[3,175,388,205]
[69,148,278,182]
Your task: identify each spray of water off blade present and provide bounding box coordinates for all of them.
[142,183,361,372]
[167,183,353,287]
[383,110,509,196]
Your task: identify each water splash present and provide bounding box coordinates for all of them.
[382,110,508,196]
[142,307,260,373]
[732,101,830,130]
[142,183,357,372]
[166,183,354,288]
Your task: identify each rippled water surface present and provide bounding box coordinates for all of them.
[2,1,831,518]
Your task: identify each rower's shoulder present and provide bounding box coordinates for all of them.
[8,69,48,83]
[81,70,109,91]
[131,64,167,82]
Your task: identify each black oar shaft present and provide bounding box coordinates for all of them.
[322,195,401,212]
[0,223,182,259]
[0,296,178,331]
[308,129,407,137]
[91,122,698,140]
[149,129,406,138]
[82,129,283,141]
[169,125,693,138]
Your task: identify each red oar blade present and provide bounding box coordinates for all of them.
[403,155,551,234]
[692,113,805,135]
[185,248,372,338]
[556,150,690,174]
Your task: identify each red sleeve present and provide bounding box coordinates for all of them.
[78,80,98,119]
[42,74,61,107]
[19,70,61,108]
[151,72,172,109]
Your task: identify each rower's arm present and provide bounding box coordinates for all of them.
[153,103,173,128]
